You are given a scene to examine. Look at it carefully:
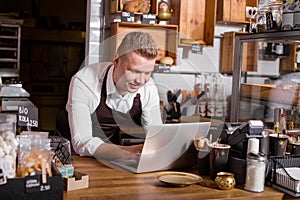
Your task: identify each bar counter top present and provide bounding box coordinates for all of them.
[63,156,295,200]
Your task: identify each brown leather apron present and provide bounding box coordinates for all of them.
[91,66,142,144]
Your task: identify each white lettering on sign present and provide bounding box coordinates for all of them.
[18,105,39,127]
[18,106,28,114]
[18,115,38,127]
[26,179,40,188]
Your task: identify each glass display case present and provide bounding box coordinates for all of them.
[230,30,300,128]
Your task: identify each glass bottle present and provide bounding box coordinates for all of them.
[274,121,280,133]
[198,74,207,117]
[279,113,287,134]
[215,75,225,119]
[206,75,217,118]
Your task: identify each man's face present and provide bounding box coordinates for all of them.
[113,52,156,96]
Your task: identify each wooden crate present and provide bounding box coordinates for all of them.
[110,0,158,14]
[169,0,217,46]
[240,83,300,106]
[217,0,246,23]
[217,0,258,24]
[220,31,258,73]
[280,44,298,73]
[110,22,178,65]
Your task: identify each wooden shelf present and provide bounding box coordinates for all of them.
[240,83,300,106]
[22,28,85,43]
[110,22,178,65]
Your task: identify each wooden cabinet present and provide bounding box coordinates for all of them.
[217,0,258,24]
[21,28,85,131]
[279,45,298,73]
[220,31,257,73]
[110,22,178,65]
[109,0,217,47]
[169,0,217,46]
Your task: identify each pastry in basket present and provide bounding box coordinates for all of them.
[123,0,151,13]
[138,0,151,14]
[123,0,140,12]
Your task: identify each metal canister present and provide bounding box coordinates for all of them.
[244,152,266,192]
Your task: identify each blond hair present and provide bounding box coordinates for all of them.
[117,31,158,59]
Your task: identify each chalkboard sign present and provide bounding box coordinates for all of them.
[191,44,203,55]
[121,12,134,22]
[141,14,157,24]
[54,142,70,165]
[18,105,38,127]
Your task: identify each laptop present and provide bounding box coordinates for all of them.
[102,122,211,173]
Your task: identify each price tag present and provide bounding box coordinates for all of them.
[191,44,203,55]
[18,105,38,127]
[141,14,157,24]
[121,12,134,22]
[0,168,7,185]
[25,175,51,193]
[54,142,70,165]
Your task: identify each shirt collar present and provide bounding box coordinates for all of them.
[106,65,146,98]
[106,65,117,96]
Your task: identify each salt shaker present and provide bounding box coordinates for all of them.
[244,152,266,192]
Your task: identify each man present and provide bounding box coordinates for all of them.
[66,31,163,161]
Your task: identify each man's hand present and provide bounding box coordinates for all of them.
[94,143,143,161]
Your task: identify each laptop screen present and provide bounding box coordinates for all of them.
[137,122,211,173]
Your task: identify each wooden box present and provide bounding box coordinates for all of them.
[64,171,89,191]
[217,0,258,24]
[110,22,178,65]
[169,0,216,46]
[280,44,298,73]
[220,31,258,73]
[110,0,158,14]
[217,0,247,23]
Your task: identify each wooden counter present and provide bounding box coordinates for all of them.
[64,156,287,200]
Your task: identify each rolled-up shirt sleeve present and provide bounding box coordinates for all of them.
[66,73,104,156]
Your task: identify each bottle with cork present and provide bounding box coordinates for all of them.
[279,113,287,134]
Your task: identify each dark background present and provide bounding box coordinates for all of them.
[0,0,87,131]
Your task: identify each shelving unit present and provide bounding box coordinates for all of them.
[110,22,178,65]
[0,23,21,74]
[230,30,300,122]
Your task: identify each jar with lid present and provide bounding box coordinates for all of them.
[244,152,266,192]
[256,8,269,32]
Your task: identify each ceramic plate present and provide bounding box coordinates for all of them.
[157,171,202,186]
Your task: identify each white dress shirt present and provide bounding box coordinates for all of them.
[66,62,162,156]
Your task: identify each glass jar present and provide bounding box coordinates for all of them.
[244,152,266,192]
[270,4,283,31]
[256,8,268,32]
